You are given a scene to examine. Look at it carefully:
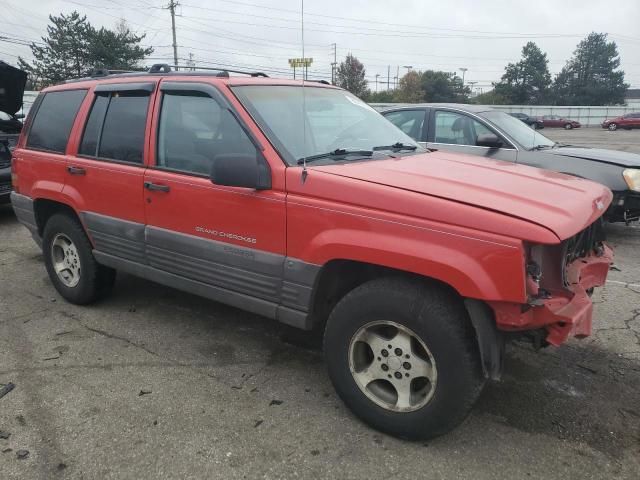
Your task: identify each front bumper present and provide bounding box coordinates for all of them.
[488,245,613,346]
[0,166,11,203]
[608,191,640,222]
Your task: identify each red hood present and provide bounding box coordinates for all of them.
[313,151,612,241]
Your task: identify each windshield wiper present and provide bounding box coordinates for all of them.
[529,144,554,151]
[372,142,418,152]
[296,148,373,165]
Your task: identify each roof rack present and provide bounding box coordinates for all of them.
[149,63,268,77]
[63,63,311,84]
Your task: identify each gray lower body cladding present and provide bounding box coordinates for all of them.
[10,192,41,246]
[79,211,320,329]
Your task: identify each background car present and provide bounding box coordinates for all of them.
[508,112,543,129]
[538,114,581,129]
[382,104,640,223]
[0,61,27,203]
[0,110,23,134]
[602,112,640,131]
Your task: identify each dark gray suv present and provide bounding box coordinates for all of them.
[382,104,640,223]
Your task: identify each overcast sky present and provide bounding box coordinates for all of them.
[3,0,640,92]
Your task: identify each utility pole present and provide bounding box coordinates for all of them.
[396,65,399,88]
[375,74,379,92]
[166,1,180,70]
[468,81,477,96]
[387,65,390,90]
[330,43,337,85]
[186,52,195,71]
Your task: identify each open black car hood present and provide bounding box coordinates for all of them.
[548,146,640,168]
[0,61,27,115]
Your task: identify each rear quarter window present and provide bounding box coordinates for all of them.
[26,89,87,153]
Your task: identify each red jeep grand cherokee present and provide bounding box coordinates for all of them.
[11,65,612,440]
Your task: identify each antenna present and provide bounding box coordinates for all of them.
[301,0,308,183]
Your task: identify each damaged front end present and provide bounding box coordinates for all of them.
[488,219,613,347]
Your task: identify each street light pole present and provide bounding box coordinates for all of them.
[375,74,380,92]
[403,65,413,74]
[459,67,468,86]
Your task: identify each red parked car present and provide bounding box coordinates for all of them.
[539,114,581,129]
[602,112,640,131]
[10,65,613,440]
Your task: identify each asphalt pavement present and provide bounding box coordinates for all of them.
[1,128,639,479]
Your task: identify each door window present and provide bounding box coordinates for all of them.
[157,91,257,176]
[79,91,150,163]
[433,111,494,146]
[26,89,87,153]
[383,110,425,141]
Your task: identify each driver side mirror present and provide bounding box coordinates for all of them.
[15,113,25,120]
[210,153,271,190]
[476,133,503,149]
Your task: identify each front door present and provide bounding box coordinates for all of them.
[383,109,428,143]
[63,83,155,263]
[427,109,517,162]
[143,81,287,311]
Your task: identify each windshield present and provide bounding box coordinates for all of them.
[480,111,555,150]
[232,85,423,165]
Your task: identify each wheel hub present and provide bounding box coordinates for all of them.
[348,320,437,413]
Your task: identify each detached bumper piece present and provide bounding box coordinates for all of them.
[488,245,613,346]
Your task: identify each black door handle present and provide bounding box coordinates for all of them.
[144,181,170,192]
[67,166,86,175]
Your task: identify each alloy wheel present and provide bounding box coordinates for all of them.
[348,320,437,413]
[50,233,81,287]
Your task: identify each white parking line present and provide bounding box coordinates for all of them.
[606,280,640,289]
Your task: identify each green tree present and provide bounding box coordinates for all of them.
[421,70,470,103]
[336,54,368,98]
[493,42,551,104]
[90,19,153,71]
[18,12,153,87]
[470,89,508,105]
[18,12,93,86]
[363,89,397,103]
[552,33,628,105]
[394,70,424,103]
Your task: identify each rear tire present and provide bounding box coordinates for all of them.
[323,277,485,440]
[43,213,116,305]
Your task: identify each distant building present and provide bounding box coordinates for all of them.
[626,89,640,107]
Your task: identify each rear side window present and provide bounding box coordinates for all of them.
[80,90,151,163]
[26,89,87,153]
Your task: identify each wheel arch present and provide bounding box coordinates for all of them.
[33,198,84,238]
[307,259,504,380]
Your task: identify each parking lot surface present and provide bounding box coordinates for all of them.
[1,130,640,479]
[544,127,640,154]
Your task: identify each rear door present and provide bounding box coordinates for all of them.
[426,109,517,161]
[142,81,287,313]
[63,82,155,263]
[16,89,87,198]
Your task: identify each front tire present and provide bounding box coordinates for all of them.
[564,123,573,130]
[323,277,485,440]
[43,213,116,305]
[608,123,618,131]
